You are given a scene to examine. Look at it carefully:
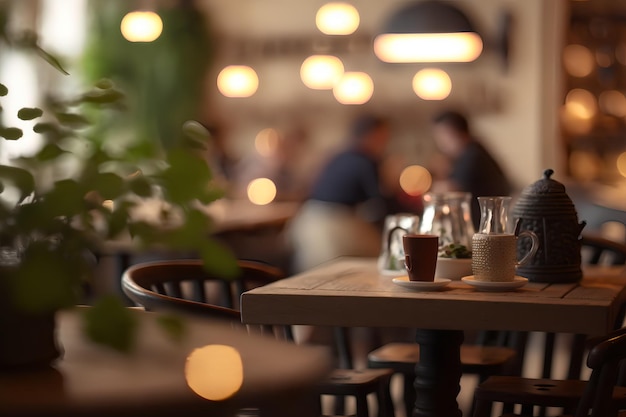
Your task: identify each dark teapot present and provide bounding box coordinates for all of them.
[513,169,586,283]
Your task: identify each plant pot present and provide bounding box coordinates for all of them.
[0,267,61,370]
[435,257,472,280]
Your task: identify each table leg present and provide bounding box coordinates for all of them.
[413,329,463,417]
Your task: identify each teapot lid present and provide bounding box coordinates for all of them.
[513,169,578,217]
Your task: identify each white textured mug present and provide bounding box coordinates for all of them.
[471,231,538,282]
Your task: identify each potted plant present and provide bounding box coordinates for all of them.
[0,30,236,368]
[435,243,473,280]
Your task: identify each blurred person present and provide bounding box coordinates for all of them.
[430,110,511,228]
[288,115,407,273]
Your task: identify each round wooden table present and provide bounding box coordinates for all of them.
[0,308,331,417]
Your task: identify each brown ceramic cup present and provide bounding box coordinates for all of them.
[403,234,439,282]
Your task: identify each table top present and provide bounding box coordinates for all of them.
[241,257,626,336]
[0,308,331,417]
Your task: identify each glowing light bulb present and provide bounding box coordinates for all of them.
[374,33,482,63]
[316,3,360,35]
[120,11,163,43]
[563,44,594,77]
[217,66,259,98]
[565,89,597,120]
[333,72,373,105]
[412,69,452,100]
[300,55,344,90]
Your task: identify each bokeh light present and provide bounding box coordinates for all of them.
[560,106,593,135]
[595,50,613,68]
[255,128,280,157]
[562,44,594,77]
[315,3,360,35]
[120,11,163,43]
[617,152,626,178]
[332,72,373,105]
[565,89,597,119]
[399,165,432,196]
[412,69,452,100]
[569,150,602,181]
[185,345,243,401]
[300,55,344,90]
[374,33,483,63]
[599,90,626,117]
[217,66,259,98]
[247,178,277,205]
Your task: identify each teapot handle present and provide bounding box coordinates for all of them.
[387,226,409,252]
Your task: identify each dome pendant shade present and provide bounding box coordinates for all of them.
[374,0,483,63]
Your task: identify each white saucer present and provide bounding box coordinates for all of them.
[461,276,528,292]
[392,276,451,291]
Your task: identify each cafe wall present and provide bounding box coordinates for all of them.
[201,0,568,190]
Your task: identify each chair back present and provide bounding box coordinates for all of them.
[581,235,626,266]
[575,327,626,417]
[122,259,283,321]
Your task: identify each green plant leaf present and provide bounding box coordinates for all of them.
[0,127,23,140]
[13,243,81,312]
[0,83,7,96]
[160,149,212,204]
[156,314,186,343]
[199,239,240,279]
[79,87,125,105]
[35,45,69,75]
[43,179,85,217]
[17,107,43,120]
[128,176,153,197]
[107,206,129,239]
[83,296,138,352]
[93,172,125,200]
[55,112,90,128]
[35,143,67,161]
[0,165,35,200]
[33,122,60,134]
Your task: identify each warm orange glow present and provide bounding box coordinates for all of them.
[102,200,114,211]
[374,32,482,63]
[617,152,626,178]
[247,178,277,205]
[563,44,594,77]
[565,89,597,120]
[316,3,360,35]
[217,66,259,98]
[569,151,602,182]
[333,72,373,105]
[120,11,163,43]
[412,69,452,100]
[185,345,243,401]
[300,55,344,90]
[599,90,626,117]
[399,165,432,196]
[560,106,593,135]
[254,128,280,157]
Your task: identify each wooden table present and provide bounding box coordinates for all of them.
[0,308,331,417]
[241,257,626,417]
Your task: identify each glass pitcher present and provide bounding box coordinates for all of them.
[419,192,475,250]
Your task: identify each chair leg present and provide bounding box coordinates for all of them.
[472,398,492,417]
[377,378,395,417]
[403,373,415,417]
[356,393,369,417]
[333,395,346,416]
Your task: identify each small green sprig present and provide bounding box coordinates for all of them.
[438,243,472,259]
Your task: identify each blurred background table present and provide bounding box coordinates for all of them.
[0,308,330,417]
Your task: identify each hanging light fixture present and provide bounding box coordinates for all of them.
[374,0,483,63]
[120,10,163,43]
[217,65,259,98]
[316,3,360,35]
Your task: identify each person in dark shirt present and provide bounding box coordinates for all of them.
[431,111,511,228]
[288,115,393,273]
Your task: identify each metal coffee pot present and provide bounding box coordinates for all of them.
[377,213,420,275]
[513,169,586,283]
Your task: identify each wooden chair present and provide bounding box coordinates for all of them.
[472,327,626,417]
[121,259,394,417]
